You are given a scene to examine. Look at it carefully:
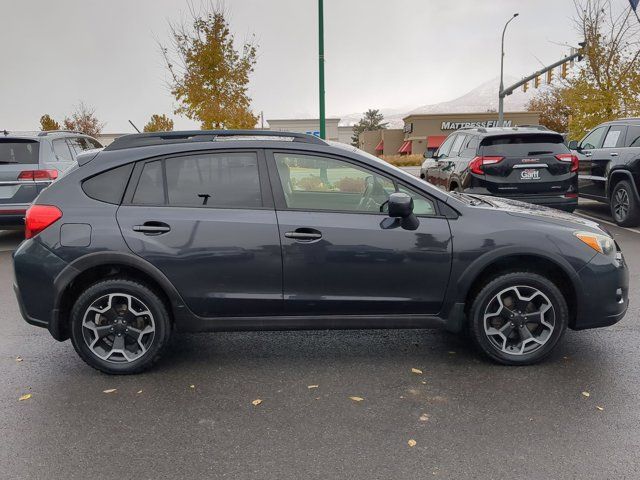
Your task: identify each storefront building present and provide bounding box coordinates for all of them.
[359,111,541,157]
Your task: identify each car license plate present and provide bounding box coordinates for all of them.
[520,168,540,180]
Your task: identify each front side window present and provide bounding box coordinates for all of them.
[52,139,73,161]
[450,134,466,157]
[580,126,608,150]
[602,126,626,148]
[274,153,395,212]
[437,135,457,159]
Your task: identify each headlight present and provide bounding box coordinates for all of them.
[574,231,615,255]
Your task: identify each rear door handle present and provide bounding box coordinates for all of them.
[610,152,619,157]
[583,151,592,157]
[284,228,322,241]
[133,221,171,235]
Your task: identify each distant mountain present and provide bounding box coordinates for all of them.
[339,76,537,129]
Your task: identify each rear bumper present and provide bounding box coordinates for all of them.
[573,251,629,330]
[466,188,578,211]
[0,204,28,227]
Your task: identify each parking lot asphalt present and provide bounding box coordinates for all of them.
[1,200,639,480]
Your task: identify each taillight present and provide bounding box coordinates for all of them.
[18,169,59,181]
[469,156,504,175]
[555,154,579,173]
[24,205,62,239]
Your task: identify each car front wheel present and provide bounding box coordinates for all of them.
[610,180,640,227]
[70,279,171,374]
[468,272,568,365]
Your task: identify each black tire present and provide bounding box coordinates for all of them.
[70,279,171,374]
[468,272,568,366]
[610,180,640,227]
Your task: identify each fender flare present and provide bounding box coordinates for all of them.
[607,169,640,202]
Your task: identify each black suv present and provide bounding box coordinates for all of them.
[569,118,640,226]
[421,126,578,212]
[13,131,627,374]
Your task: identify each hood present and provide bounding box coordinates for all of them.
[469,195,607,233]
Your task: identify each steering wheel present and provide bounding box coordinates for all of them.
[358,176,387,212]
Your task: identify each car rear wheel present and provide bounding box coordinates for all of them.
[610,180,640,227]
[70,279,171,374]
[468,272,568,365]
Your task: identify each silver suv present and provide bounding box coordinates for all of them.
[0,130,102,227]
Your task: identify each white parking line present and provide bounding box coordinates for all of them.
[575,211,640,235]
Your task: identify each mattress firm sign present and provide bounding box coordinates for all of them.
[441,120,512,130]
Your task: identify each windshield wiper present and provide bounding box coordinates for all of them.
[450,191,489,206]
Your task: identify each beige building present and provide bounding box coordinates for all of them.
[359,111,541,156]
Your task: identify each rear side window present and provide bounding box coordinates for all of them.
[52,139,74,161]
[82,163,134,204]
[165,153,261,207]
[132,160,164,205]
[481,134,567,157]
[0,139,40,164]
[626,126,640,147]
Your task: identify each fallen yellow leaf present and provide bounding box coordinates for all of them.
[408,439,417,447]
[582,391,590,398]
[421,381,427,385]
[189,385,195,389]
[103,388,117,394]
[18,393,31,401]
[349,396,364,402]
[136,390,143,394]
[307,385,319,389]
[419,413,430,422]
[251,399,263,406]
[411,368,423,375]
[596,406,604,411]
[448,351,456,355]
[15,356,23,362]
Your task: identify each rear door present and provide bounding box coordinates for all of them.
[427,134,457,190]
[117,150,283,318]
[0,138,41,207]
[576,125,609,199]
[478,133,575,196]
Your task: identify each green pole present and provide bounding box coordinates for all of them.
[318,0,326,140]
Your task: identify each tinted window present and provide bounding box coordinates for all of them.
[132,160,165,205]
[52,139,73,161]
[0,139,39,164]
[626,126,640,147]
[437,135,457,158]
[274,153,395,212]
[68,137,96,154]
[396,185,436,216]
[87,138,103,149]
[602,126,626,148]
[82,164,134,204]
[450,134,466,156]
[481,134,568,157]
[466,136,480,153]
[580,126,608,150]
[166,152,261,208]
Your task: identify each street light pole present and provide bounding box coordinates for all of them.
[498,13,519,127]
[318,0,326,139]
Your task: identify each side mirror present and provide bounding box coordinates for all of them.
[432,151,440,159]
[568,140,579,150]
[387,192,419,230]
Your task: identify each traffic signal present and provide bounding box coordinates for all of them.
[534,75,541,88]
[578,41,586,61]
[523,81,529,92]
[546,69,554,84]
[561,62,568,79]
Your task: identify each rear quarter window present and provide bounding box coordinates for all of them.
[0,139,40,164]
[82,163,134,204]
[481,134,568,157]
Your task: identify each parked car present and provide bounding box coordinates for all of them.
[420,126,578,212]
[569,118,640,226]
[13,130,627,374]
[0,130,102,228]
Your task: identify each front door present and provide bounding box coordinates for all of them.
[267,150,452,316]
[577,125,612,199]
[117,150,282,318]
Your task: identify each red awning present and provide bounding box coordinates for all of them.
[398,140,412,154]
[427,136,447,149]
[374,140,384,152]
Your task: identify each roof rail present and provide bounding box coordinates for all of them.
[104,130,327,151]
[458,127,487,133]
[516,124,549,130]
[38,130,86,136]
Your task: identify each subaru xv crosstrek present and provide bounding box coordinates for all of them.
[0,130,102,227]
[421,126,578,212]
[13,130,628,374]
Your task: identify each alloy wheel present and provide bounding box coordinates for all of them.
[613,187,630,222]
[82,293,155,363]
[483,285,555,356]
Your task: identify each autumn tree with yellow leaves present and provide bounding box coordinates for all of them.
[528,0,640,139]
[143,114,175,132]
[160,3,258,130]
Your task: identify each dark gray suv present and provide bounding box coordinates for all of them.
[13,131,628,374]
[0,130,102,227]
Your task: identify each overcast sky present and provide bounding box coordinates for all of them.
[1,0,584,132]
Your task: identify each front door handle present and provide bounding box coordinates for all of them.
[133,221,171,235]
[284,228,322,241]
[610,152,619,157]
[583,151,592,157]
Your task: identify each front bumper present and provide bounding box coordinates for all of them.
[573,250,629,330]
